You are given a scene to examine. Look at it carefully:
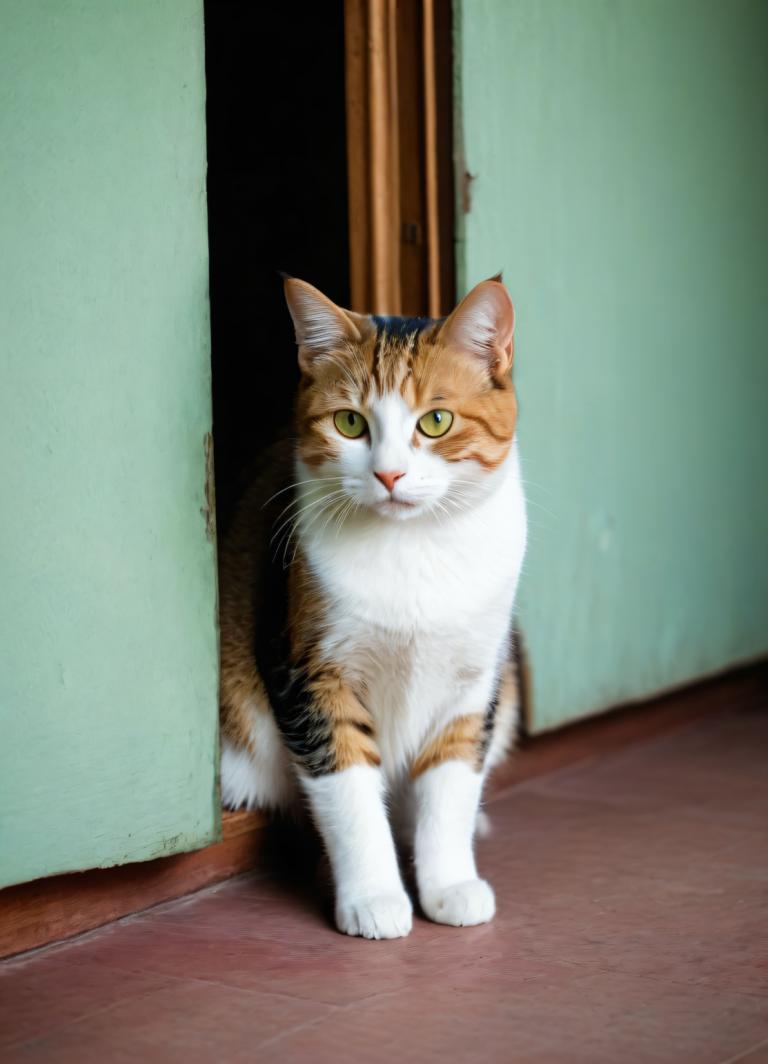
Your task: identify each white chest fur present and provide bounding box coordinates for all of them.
[297,446,527,777]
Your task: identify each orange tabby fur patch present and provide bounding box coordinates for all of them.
[411,714,486,777]
[296,320,517,473]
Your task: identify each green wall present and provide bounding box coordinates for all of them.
[457,0,768,730]
[0,2,219,887]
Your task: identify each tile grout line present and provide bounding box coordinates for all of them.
[718,1035,768,1064]
[5,943,413,1011]
[250,978,433,1055]
[0,981,180,1055]
[465,949,768,1005]
[0,970,347,1056]
[253,1008,348,1055]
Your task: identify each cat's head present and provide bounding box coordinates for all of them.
[285,277,518,521]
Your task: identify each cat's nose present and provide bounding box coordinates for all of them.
[374,470,405,494]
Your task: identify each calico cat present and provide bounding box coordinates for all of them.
[218,276,527,939]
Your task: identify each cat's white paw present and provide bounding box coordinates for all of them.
[421,878,496,927]
[335,891,413,939]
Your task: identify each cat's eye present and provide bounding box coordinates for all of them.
[333,410,368,439]
[417,409,454,438]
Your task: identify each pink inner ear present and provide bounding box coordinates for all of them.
[442,281,515,367]
[284,278,361,357]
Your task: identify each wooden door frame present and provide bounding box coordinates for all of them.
[344,0,455,317]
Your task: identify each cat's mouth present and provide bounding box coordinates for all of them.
[376,496,420,517]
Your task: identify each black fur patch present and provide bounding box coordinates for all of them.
[252,485,333,775]
[479,678,500,764]
[372,314,439,339]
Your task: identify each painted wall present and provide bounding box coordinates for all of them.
[0,2,219,887]
[456,0,768,730]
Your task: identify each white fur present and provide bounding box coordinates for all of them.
[221,386,527,936]
[413,760,495,926]
[220,704,296,811]
[302,765,412,939]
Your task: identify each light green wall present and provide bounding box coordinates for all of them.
[0,2,219,887]
[457,0,768,730]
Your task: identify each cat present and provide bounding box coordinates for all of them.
[218,275,527,939]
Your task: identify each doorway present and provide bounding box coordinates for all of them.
[204,1,351,530]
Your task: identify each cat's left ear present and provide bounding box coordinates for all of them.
[440,277,515,378]
[284,278,362,375]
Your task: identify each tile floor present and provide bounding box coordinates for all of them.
[1,692,766,1062]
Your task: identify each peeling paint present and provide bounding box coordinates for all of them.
[202,432,217,545]
[460,168,476,215]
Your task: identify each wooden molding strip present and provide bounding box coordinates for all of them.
[0,810,266,961]
[345,0,399,313]
[421,0,441,318]
[344,0,454,316]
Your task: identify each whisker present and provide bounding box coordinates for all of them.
[335,498,351,533]
[430,499,451,529]
[517,477,554,496]
[521,498,557,520]
[270,490,348,548]
[270,482,346,527]
[270,497,335,553]
[297,488,353,550]
[280,493,346,567]
[261,476,345,510]
[287,499,338,566]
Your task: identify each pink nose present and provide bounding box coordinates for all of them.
[374,470,405,494]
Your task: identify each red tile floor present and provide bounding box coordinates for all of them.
[1,686,767,1062]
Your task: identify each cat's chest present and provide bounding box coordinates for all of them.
[304,505,521,632]
[328,618,497,775]
[325,540,502,628]
[294,466,525,773]
[303,519,520,774]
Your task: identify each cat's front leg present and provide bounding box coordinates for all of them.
[303,764,412,939]
[279,669,411,939]
[411,707,497,928]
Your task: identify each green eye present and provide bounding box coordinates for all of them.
[417,409,454,438]
[333,410,368,439]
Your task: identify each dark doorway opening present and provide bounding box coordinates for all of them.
[204,1,350,532]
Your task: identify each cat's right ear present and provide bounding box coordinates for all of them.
[284,278,362,374]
